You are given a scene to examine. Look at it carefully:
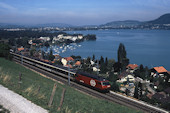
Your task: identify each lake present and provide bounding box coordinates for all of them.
[48,29,170,70]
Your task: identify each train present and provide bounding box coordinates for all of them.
[75,71,110,91]
[11,52,111,91]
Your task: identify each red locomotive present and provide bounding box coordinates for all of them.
[75,71,111,91]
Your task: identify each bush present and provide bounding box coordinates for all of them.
[0,43,12,60]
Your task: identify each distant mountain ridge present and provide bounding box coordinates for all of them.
[0,23,26,29]
[36,23,73,28]
[147,13,170,24]
[0,23,74,28]
[1,13,170,29]
[101,20,142,27]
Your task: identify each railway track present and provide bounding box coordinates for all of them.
[12,53,169,113]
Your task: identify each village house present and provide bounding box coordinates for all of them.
[17,47,24,52]
[117,71,135,83]
[54,54,62,61]
[17,47,31,56]
[52,36,58,43]
[92,67,100,72]
[117,71,136,95]
[75,61,81,66]
[167,71,170,83]
[77,35,83,40]
[39,37,50,42]
[28,40,33,45]
[61,57,74,67]
[151,66,168,78]
[74,61,82,69]
[126,64,138,73]
[56,34,83,42]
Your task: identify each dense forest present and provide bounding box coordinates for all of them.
[0,30,66,39]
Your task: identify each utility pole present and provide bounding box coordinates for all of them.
[40,45,42,59]
[97,60,99,76]
[21,50,23,65]
[68,61,70,85]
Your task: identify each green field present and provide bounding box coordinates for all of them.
[0,58,142,113]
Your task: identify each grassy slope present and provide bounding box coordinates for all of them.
[0,58,142,113]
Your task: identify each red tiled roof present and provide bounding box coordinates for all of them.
[39,43,43,46]
[75,61,81,66]
[44,60,49,62]
[167,71,170,75]
[54,54,59,57]
[64,57,74,61]
[126,64,138,70]
[153,66,167,73]
[17,48,24,51]
[66,64,73,68]
[32,43,36,45]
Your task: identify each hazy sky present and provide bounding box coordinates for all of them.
[0,0,170,25]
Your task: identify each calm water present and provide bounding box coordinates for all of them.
[51,29,170,70]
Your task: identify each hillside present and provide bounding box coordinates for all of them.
[101,20,142,27]
[36,23,74,28]
[0,58,142,113]
[147,13,170,24]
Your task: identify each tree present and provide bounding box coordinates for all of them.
[118,43,126,63]
[134,83,139,99]
[134,82,142,99]
[16,38,23,47]
[145,66,150,79]
[107,59,115,71]
[48,49,55,61]
[108,72,118,82]
[71,55,81,60]
[125,89,130,96]
[117,43,129,71]
[100,63,107,74]
[138,82,142,99]
[16,37,30,47]
[99,56,107,74]
[54,60,62,65]
[122,58,129,71]
[111,82,120,92]
[92,54,95,61]
[0,43,12,60]
[99,56,104,65]
[134,65,150,80]
[30,48,36,56]
[113,62,121,73]
[108,72,119,92]
[105,57,108,67]
[44,41,50,47]
[41,51,45,59]
[140,64,144,71]
[86,57,91,64]
[8,38,16,46]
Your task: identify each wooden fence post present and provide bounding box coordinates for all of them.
[18,72,22,88]
[48,83,57,107]
[57,88,66,111]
